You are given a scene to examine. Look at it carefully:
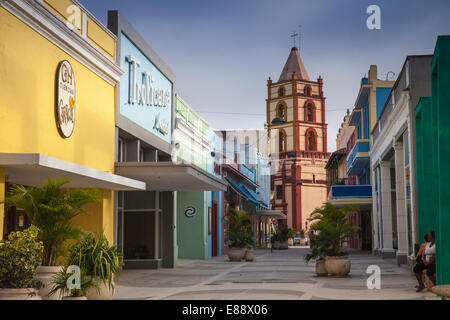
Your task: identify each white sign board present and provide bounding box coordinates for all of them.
[56,60,76,138]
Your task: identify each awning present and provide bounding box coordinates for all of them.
[242,185,269,209]
[115,161,227,191]
[256,210,286,219]
[225,178,261,206]
[0,153,145,190]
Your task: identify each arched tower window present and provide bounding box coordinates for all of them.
[278,87,285,97]
[277,103,286,120]
[304,85,312,97]
[306,129,317,151]
[279,130,286,153]
[307,104,314,122]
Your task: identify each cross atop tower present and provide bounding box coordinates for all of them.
[290,31,298,48]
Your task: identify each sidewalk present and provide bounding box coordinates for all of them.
[114,247,440,300]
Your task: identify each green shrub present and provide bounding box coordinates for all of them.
[224,209,254,248]
[299,229,305,238]
[5,178,102,266]
[66,232,123,291]
[271,225,290,242]
[0,225,43,288]
[287,228,296,239]
[307,202,359,256]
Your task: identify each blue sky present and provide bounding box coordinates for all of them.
[80,0,450,152]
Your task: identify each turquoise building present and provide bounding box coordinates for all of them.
[174,96,224,259]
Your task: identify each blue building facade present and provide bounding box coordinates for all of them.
[327,65,394,251]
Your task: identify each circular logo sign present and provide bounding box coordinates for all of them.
[184,206,196,218]
[56,60,75,138]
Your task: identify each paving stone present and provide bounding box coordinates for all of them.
[114,247,438,300]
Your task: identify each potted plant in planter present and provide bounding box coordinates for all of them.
[224,209,252,261]
[299,229,306,245]
[271,226,289,250]
[66,232,123,300]
[244,243,254,261]
[304,239,328,276]
[308,203,358,277]
[0,226,43,300]
[287,228,296,246]
[48,267,98,300]
[5,178,102,299]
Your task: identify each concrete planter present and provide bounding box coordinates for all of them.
[244,249,254,261]
[86,279,115,300]
[35,266,63,300]
[315,260,328,276]
[62,296,87,300]
[288,238,294,246]
[227,248,245,261]
[325,256,351,277]
[0,288,41,300]
[273,240,288,250]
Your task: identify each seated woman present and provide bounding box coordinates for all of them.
[413,231,436,292]
[413,233,429,292]
[424,231,436,286]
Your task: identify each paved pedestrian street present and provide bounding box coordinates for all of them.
[114,248,439,300]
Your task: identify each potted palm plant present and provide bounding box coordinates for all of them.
[304,237,328,276]
[225,209,252,261]
[244,243,254,261]
[308,203,358,277]
[287,228,296,246]
[299,229,306,245]
[271,226,289,250]
[0,226,43,300]
[5,178,102,299]
[48,267,98,300]
[66,232,123,300]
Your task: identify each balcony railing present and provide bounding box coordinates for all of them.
[328,177,358,186]
[347,140,370,169]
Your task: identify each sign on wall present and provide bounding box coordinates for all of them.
[120,33,173,143]
[56,60,76,138]
[184,206,196,218]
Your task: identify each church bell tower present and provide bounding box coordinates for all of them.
[266,46,330,232]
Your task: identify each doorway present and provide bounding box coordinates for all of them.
[212,200,218,256]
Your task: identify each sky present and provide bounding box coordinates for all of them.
[80,0,450,152]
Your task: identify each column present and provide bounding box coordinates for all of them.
[394,141,408,265]
[154,191,160,260]
[380,160,395,258]
[371,167,379,253]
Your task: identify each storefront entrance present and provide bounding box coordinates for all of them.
[117,191,163,269]
[211,200,218,257]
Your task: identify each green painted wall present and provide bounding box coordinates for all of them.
[415,36,450,285]
[176,191,208,259]
[415,97,436,241]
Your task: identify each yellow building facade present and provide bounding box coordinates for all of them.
[0,0,144,243]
